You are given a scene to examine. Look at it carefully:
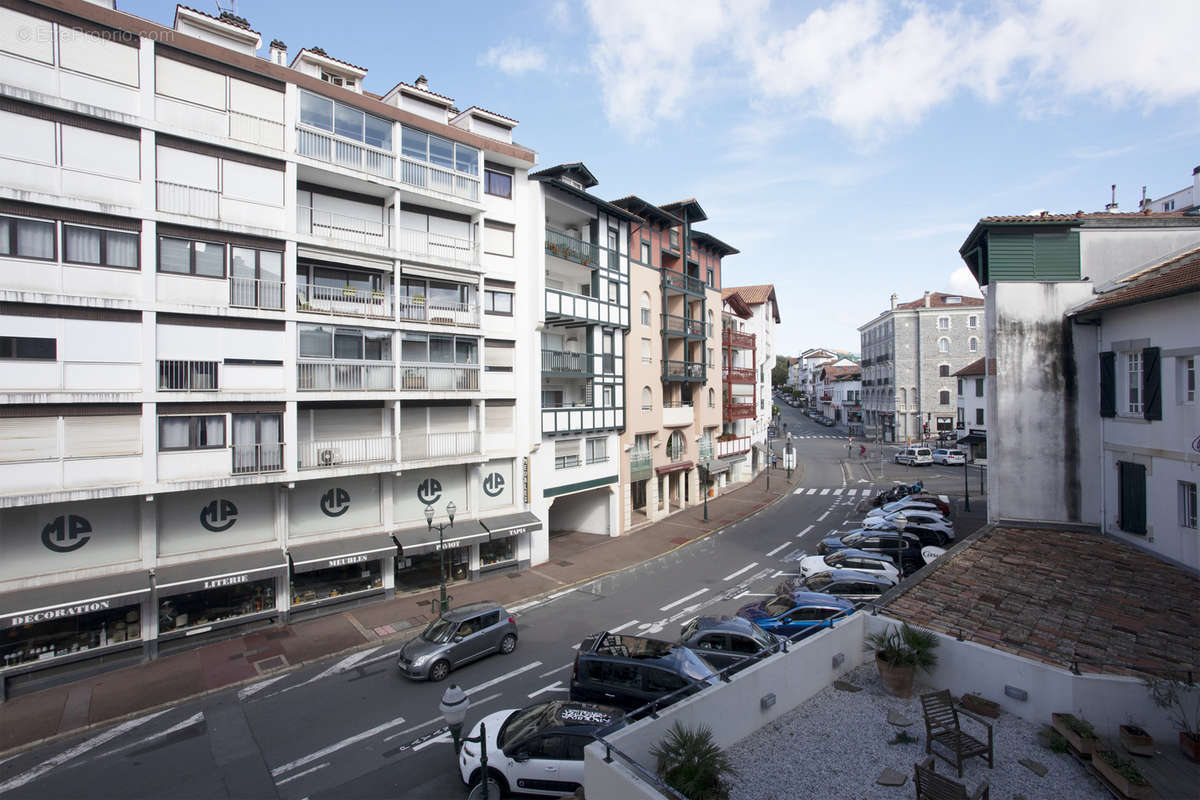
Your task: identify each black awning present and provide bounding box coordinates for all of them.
[392,519,489,557]
[957,433,987,446]
[289,533,397,574]
[480,511,542,540]
[155,550,287,597]
[3,572,150,627]
[705,460,733,475]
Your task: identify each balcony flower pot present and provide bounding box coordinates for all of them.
[1093,750,1153,800]
[1051,713,1099,757]
[960,693,1000,718]
[1119,725,1154,757]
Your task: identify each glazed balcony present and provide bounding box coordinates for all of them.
[722,328,755,349]
[661,270,705,297]
[544,287,628,328]
[397,364,480,392]
[663,359,704,382]
[661,313,705,339]
[297,361,394,391]
[298,436,394,470]
[723,365,756,384]
[296,125,394,179]
[296,206,391,250]
[398,157,480,203]
[717,435,751,457]
[629,450,652,482]
[297,283,393,320]
[662,402,694,428]
[541,405,624,435]
[723,401,755,421]
[545,228,601,268]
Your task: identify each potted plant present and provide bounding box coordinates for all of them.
[863,622,939,698]
[1093,749,1153,800]
[1146,674,1200,761]
[649,721,737,800]
[1051,712,1099,756]
[1119,722,1154,757]
[960,692,1000,718]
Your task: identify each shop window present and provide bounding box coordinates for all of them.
[291,560,382,606]
[480,538,516,569]
[159,578,275,633]
[2,604,140,668]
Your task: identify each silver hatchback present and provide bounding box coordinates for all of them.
[397,601,518,682]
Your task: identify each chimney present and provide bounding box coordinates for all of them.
[415,74,429,91]
[1105,183,1119,213]
[889,293,898,310]
[1193,165,1200,207]
[269,39,287,65]
[923,290,931,308]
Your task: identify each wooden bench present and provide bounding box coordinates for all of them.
[914,756,989,800]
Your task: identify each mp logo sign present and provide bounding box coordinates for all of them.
[416,477,442,506]
[482,471,505,498]
[200,499,239,533]
[41,515,92,553]
[320,487,351,517]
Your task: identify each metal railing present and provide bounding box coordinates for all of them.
[400,431,480,460]
[158,360,218,391]
[722,328,755,348]
[397,298,481,327]
[554,454,581,469]
[297,206,391,248]
[587,451,609,465]
[231,442,284,475]
[541,349,592,374]
[228,110,284,148]
[398,157,479,202]
[156,181,219,218]
[297,283,393,319]
[661,313,705,337]
[397,364,480,391]
[296,126,394,179]
[229,276,284,310]
[661,270,705,295]
[395,227,480,269]
[297,361,394,391]
[724,365,756,383]
[663,359,704,379]
[717,436,751,457]
[545,229,600,267]
[298,436,394,469]
[723,401,756,421]
[630,451,652,472]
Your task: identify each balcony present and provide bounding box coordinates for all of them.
[297,283,393,320]
[397,298,481,327]
[545,229,601,268]
[663,360,704,382]
[716,435,751,457]
[541,405,624,435]
[298,436,394,470]
[723,365,756,384]
[541,349,591,375]
[158,360,219,392]
[296,125,394,179]
[661,270,705,297]
[298,361,394,391]
[231,443,285,475]
[629,450,652,481]
[398,157,480,203]
[297,206,391,250]
[156,181,219,219]
[399,431,481,461]
[544,287,628,328]
[661,313,705,338]
[229,277,284,311]
[397,364,480,392]
[662,402,694,428]
[396,228,480,270]
[723,401,755,421]
[722,328,755,349]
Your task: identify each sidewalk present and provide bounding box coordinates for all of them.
[0,463,805,757]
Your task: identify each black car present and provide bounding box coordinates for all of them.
[802,569,896,601]
[570,632,717,712]
[861,519,953,547]
[818,529,926,574]
[678,615,781,674]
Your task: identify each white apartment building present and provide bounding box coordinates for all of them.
[796,347,837,405]
[953,357,988,463]
[0,1,543,690]
[1145,165,1199,213]
[722,285,779,472]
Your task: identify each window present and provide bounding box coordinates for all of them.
[706,268,714,288]
[968,337,979,353]
[668,228,679,250]
[975,408,985,426]
[0,215,56,260]
[640,241,651,263]
[554,438,580,469]
[1126,351,1142,414]
[62,224,139,269]
[937,316,949,330]
[956,379,963,396]
[400,125,478,175]
[975,378,984,397]
[641,386,652,411]
[158,415,224,451]
[483,221,514,257]
[484,290,513,315]
[667,430,685,460]
[939,390,950,405]
[708,388,715,408]
[586,437,607,464]
[0,336,56,360]
[607,281,618,303]
[968,315,978,329]
[484,339,514,372]
[1180,356,1195,404]
[641,338,651,363]
[708,348,714,368]
[640,292,651,326]
[1118,461,1147,535]
[484,168,512,198]
[937,337,950,354]
[299,90,392,150]
[602,385,614,407]
[300,325,392,361]
[159,236,224,277]
[230,246,284,309]
[939,364,950,377]
[1180,481,1198,529]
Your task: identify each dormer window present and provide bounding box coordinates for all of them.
[321,72,355,89]
[945,296,962,304]
[561,177,583,190]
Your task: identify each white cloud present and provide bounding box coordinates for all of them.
[478,40,548,76]
[548,0,570,30]
[947,266,983,297]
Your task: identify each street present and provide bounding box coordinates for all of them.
[0,402,985,800]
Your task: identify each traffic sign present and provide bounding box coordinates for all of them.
[768,427,777,440]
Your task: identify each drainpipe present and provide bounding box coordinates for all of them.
[1097,322,1105,532]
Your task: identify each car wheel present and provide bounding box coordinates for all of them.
[498,633,517,655]
[469,768,510,798]
[428,659,451,682]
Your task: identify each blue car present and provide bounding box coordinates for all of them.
[735,591,854,639]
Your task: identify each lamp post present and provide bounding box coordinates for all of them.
[963,455,971,512]
[700,463,709,522]
[425,500,456,615]
[440,684,493,800]
[786,432,793,481]
[892,511,907,576]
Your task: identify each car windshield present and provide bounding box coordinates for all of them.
[677,648,717,681]
[763,595,796,617]
[421,617,457,644]
[498,704,557,749]
[745,620,776,647]
[841,532,864,546]
[806,573,833,591]
[680,618,700,642]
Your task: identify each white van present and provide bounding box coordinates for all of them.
[895,447,933,466]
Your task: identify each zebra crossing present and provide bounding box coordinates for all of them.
[794,434,846,439]
[791,487,952,503]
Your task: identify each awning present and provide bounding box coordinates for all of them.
[392,519,490,557]
[289,533,397,575]
[3,572,150,628]
[400,262,477,284]
[655,461,693,476]
[704,460,733,475]
[481,511,542,540]
[719,454,747,466]
[297,245,391,271]
[155,550,288,597]
[957,432,987,446]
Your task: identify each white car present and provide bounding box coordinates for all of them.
[798,549,901,582]
[862,510,953,536]
[866,499,945,518]
[894,447,933,466]
[932,448,966,465]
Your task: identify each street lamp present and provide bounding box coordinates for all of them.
[699,463,709,522]
[439,685,494,800]
[892,511,907,576]
[963,453,971,512]
[786,432,793,481]
[425,500,457,615]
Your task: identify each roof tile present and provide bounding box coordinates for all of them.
[1072,247,1200,315]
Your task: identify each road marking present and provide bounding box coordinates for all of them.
[806,488,818,495]
[817,511,830,521]
[91,712,205,762]
[347,648,404,670]
[507,600,539,613]
[740,593,775,598]
[547,587,577,601]
[795,524,814,538]
[465,661,544,696]
[382,718,442,743]
[660,588,709,611]
[276,762,329,786]
[0,710,170,793]
[528,681,570,699]
[538,663,572,678]
[412,732,452,752]
[271,715,408,777]
[833,488,844,495]
[608,619,640,634]
[722,562,758,581]
[238,674,290,701]
[732,590,749,599]
[270,646,383,697]
[765,542,790,557]
[819,489,830,495]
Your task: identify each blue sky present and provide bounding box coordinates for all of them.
[126,0,1200,355]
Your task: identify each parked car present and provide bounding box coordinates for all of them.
[570,632,717,712]
[818,530,926,574]
[821,417,836,427]
[868,482,925,507]
[932,448,966,465]
[458,700,624,797]
[862,510,954,537]
[895,447,933,466]
[852,519,953,547]
[736,591,855,639]
[677,615,781,673]
[802,569,896,601]
[867,496,950,518]
[797,549,901,582]
[397,601,517,682]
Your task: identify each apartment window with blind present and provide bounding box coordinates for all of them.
[640,240,650,263]
[1180,356,1195,404]
[484,221,514,257]
[158,415,225,451]
[485,401,514,434]
[159,236,225,277]
[484,339,514,372]
[641,338,651,364]
[554,438,580,469]
[1180,481,1198,529]
[0,215,56,260]
[484,289,513,315]
[586,437,607,464]
[63,224,139,269]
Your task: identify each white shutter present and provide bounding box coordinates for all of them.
[63,415,141,458]
[0,110,55,163]
[313,407,382,439]
[228,78,284,123]
[0,418,57,461]
[554,438,579,458]
[429,405,467,432]
[61,127,140,181]
[484,224,514,257]
[484,341,514,369]
[484,403,513,433]
[222,161,284,206]
[428,215,470,240]
[60,30,139,86]
[155,55,225,108]
[156,146,219,190]
[0,7,53,63]
[399,209,428,232]
[399,404,426,433]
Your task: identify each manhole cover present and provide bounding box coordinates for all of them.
[253,655,288,674]
[557,560,573,567]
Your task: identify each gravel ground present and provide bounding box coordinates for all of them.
[724,664,1108,800]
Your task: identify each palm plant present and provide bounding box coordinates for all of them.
[649,721,738,800]
[864,622,940,671]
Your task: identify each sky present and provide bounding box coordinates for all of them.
[125,0,1200,355]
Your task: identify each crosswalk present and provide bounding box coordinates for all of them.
[794,434,847,439]
[792,487,952,503]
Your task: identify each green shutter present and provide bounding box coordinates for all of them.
[986,233,1035,280]
[1118,461,1147,535]
[1099,352,1115,417]
[1142,346,1161,421]
[1032,232,1081,280]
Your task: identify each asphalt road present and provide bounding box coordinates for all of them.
[0,404,980,800]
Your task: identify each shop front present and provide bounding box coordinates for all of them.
[154,550,286,648]
[391,519,489,594]
[477,511,540,575]
[704,458,733,493]
[288,533,393,610]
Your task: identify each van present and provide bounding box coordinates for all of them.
[570,632,717,712]
[894,447,933,466]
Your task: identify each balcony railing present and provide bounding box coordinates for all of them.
[722,328,755,349]
[555,454,581,470]
[397,298,481,327]
[661,313,705,338]
[661,270,705,296]
[229,110,284,149]
[298,436,394,469]
[297,206,391,248]
[396,228,480,269]
[630,450,652,481]
[723,401,755,421]
[296,126,394,179]
[723,365,756,383]
[231,442,284,475]
[544,287,627,327]
[400,431,481,460]
[716,436,751,457]
[399,157,479,202]
[230,276,284,310]
[545,229,601,267]
[297,282,393,319]
[663,360,704,380]
[158,360,218,391]
[156,181,219,218]
[542,349,592,374]
[298,361,394,391]
[398,364,480,392]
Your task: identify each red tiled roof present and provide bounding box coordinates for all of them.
[459,105,518,125]
[295,47,368,73]
[953,357,986,377]
[980,210,1195,224]
[894,292,984,310]
[175,5,261,36]
[723,285,779,322]
[392,80,454,104]
[885,526,1200,676]
[1071,247,1200,316]
[821,365,859,380]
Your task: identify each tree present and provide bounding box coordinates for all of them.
[772,355,790,386]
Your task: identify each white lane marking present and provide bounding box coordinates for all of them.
[270,716,406,777]
[412,732,452,752]
[792,487,805,495]
[538,663,572,678]
[833,488,844,495]
[238,674,290,701]
[796,524,814,538]
[819,489,830,495]
[270,646,383,697]
[806,488,818,495]
[570,643,580,650]
[381,718,441,743]
[765,542,790,557]
[342,648,404,671]
[547,588,577,601]
[740,593,775,598]
[608,619,640,634]
[0,710,170,793]
[276,762,329,786]
[528,680,569,698]
[90,712,205,762]
[464,661,543,696]
[817,511,830,521]
[721,562,758,582]
[732,590,750,599]
[659,588,709,611]
[507,600,539,613]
